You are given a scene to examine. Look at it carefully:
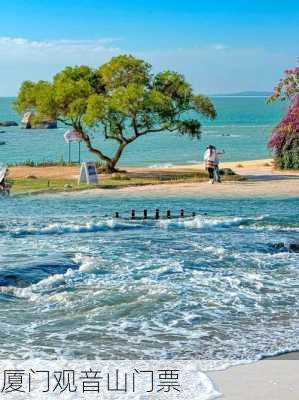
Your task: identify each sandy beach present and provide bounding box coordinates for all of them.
[122,159,299,198]
[208,358,299,399]
[10,159,299,197]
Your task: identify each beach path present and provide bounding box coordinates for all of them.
[9,159,299,197]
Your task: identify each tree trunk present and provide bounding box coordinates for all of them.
[103,142,128,173]
[76,126,128,174]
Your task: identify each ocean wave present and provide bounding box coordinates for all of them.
[159,215,266,230]
[0,258,80,288]
[148,163,174,168]
[241,224,299,232]
[10,219,142,237]
[8,215,273,237]
[205,124,272,128]
[208,134,242,138]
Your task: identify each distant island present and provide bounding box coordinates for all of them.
[212,91,272,97]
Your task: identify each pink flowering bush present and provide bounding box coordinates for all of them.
[268,66,299,169]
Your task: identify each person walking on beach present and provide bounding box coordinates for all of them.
[214,147,225,183]
[204,145,216,184]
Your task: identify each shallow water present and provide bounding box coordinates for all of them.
[0,194,298,360]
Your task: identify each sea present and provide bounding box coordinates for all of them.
[0,194,299,361]
[0,96,289,166]
[0,96,298,399]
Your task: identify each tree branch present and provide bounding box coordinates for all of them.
[57,117,74,127]
[75,124,112,163]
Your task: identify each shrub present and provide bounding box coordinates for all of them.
[267,66,299,169]
[219,168,236,176]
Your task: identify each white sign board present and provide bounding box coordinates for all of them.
[0,165,7,182]
[78,162,98,185]
[64,129,82,142]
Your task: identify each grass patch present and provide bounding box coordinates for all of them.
[10,170,245,195]
[10,178,78,194]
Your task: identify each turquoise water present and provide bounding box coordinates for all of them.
[0,193,298,359]
[0,97,288,166]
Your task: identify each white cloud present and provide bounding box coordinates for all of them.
[210,43,229,51]
[0,37,297,96]
[0,37,121,58]
[0,37,123,95]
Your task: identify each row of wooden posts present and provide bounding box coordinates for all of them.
[114,209,196,220]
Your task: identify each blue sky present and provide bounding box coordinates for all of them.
[0,0,298,96]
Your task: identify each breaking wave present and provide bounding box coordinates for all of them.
[1,195,299,364]
[10,219,143,237]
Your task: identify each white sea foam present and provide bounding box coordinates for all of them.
[158,215,265,230]
[149,163,174,168]
[8,215,270,237]
[242,224,299,232]
[1,255,96,302]
[1,196,299,368]
[0,360,221,400]
[11,219,141,236]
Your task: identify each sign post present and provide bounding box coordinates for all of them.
[78,162,99,185]
[64,130,82,164]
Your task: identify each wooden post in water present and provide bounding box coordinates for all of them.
[131,209,136,220]
[180,209,184,218]
[143,209,148,219]
[192,211,196,217]
[115,212,119,219]
[155,209,160,220]
[167,210,171,219]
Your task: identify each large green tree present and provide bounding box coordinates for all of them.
[15,55,216,173]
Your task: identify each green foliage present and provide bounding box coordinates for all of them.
[15,54,216,172]
[267,65,299,169]
[192,95,217,119]
[275,135,299,169]
[98,55,151,90]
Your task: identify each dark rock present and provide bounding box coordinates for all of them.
[21,112,57,129]
[289,243,299,253]
[0,258,79,288]
[272,242,299,253]
[0,121,18,127]
[272,242,285,249]
[21,112,33,129]
[21,122,31,129]
[33,120,57,129]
